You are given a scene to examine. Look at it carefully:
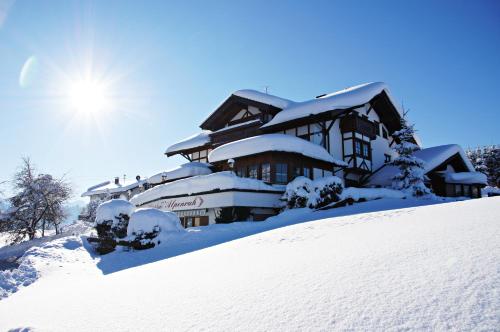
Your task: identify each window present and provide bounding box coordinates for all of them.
[455,184,463,196]
[275,163,288,184]
[471,186,479,198]
[303,167,311,179]
[355,141,361,155]
[293,166,302,178]
[261,163,271,182]
[297,126,308,136]
[463,185,471,197]
[384,154,392,163]
[237,167,246,177]
[248,165,258,179]
[362,143,370,158]
[192,151,199,160]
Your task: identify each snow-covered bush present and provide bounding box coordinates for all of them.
[95,199,135,240]
[314,176,344,208]
[283,176,344,209]
[127,208,184,248]
[282,177,316,209]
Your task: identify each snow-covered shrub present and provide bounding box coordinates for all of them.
[313,176,344,208]
[95,199,135,240]
[282,176,344,209]
[127,208,184,249]
[282,177,315,209]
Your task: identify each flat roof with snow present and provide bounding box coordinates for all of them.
[208,134,347,166]
[130,171,282,206]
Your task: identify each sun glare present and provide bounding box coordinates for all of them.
[68,79,109,114]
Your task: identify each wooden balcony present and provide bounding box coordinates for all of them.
[340,114,377,139]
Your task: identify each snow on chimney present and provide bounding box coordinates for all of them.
[136,175,141,181]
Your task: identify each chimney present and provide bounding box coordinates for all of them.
[136,175,141,181]
[114,177,120,185]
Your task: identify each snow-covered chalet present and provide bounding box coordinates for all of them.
[84,82,486,227]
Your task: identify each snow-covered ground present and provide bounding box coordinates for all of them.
[0,197,499,331]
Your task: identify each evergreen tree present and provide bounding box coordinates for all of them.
[391,117,431,196]
[467,145,499,187]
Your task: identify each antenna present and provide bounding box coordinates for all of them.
[123,174,126,184]
[263,85,270,94]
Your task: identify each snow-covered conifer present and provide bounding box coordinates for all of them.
[390,117,431,197]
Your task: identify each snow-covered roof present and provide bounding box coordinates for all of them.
[130,171,282,206]
[208,134,347,166]
[200,90,294,130]
[233,89,294,109]
[367,144,476,187]
[262,82,401,128]
[444,172,488,185]
[147,162,212,185]
[81,178,147,197]
[165,130,212,155]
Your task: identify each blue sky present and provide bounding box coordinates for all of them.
[0,0,499,199]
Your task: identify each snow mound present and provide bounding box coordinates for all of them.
[127,208,185,238]
[165,130,212,155]
[95,199,135,226]
[131,171,281,206]
[0,236,84,299]
[208,134,347,166]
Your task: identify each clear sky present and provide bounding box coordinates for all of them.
[0,0,499,199]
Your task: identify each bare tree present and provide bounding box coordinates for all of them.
[1,158,72,244]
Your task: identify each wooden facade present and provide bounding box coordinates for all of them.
[212,151,334,184]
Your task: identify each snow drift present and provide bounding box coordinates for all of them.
[0,197,498,331]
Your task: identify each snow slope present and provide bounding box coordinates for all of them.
[0,197,499,331]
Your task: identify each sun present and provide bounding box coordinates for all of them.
[67,79,110,114]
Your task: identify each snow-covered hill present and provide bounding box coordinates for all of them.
[0,197,499,331]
